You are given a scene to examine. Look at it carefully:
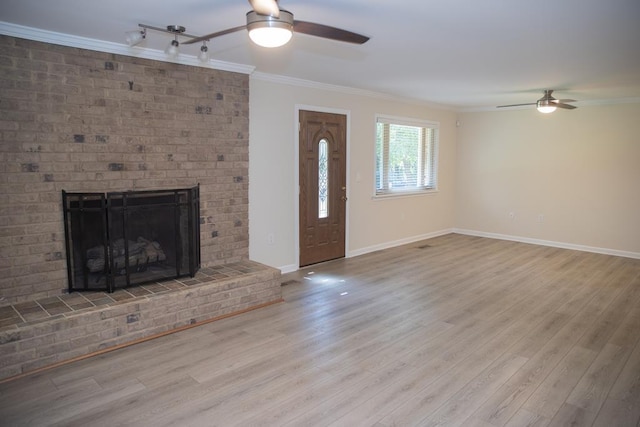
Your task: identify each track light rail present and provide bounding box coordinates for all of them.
[137,23,200,40]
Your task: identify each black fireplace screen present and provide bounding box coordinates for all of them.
[62,186,200,293]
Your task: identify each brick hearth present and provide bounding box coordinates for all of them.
[0,260,282,381]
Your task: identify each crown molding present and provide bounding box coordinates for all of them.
[250,71,456,110]
[0,21,255,75]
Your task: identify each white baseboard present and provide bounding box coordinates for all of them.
[277,227,639,274]
[347,228,455,258]
[453,228,640,260]
[276,229,454,273]
[278,263,299,274]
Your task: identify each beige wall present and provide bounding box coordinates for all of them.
[249,77,458,271]
[455,103,640,256]
[248,78,640,270]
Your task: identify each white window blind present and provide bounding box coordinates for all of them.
[375,115,439,196]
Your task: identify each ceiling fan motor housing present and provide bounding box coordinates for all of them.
[246,9,294,31]
[538,90,556,104]
[537,98,556,109]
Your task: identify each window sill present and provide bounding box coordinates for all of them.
[373,189,439,200]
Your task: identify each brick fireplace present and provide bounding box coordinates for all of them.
[0,35,256,303]
[0,36,282,380]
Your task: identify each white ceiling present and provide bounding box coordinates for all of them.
[1,0,639,110]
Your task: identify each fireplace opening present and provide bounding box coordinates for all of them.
[62,186,200,293]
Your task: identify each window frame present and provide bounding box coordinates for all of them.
[374,114,439,199]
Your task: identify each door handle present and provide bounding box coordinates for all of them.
[341,196,348,201]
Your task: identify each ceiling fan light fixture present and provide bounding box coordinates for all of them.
[198,42,210,63]
[165,39,180,59]
[164,25,185,59]
[537,90,557,113]
[537,101,557,114]
[125,28,146,47]
[246,10,294,48]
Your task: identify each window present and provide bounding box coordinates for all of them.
[318,138,329,218]
[375,115,438,196]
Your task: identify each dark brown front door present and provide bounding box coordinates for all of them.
[299,110,347,267]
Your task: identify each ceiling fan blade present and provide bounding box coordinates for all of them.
[293,20,369,44]
[553,99,576,103]
[554,103,577,109]
[496,103,536,108]
[248,0,280,17]
[182,25,246,45]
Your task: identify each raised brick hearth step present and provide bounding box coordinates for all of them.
[0,261,282,381]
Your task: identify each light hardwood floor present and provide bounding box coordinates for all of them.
[1,234,639,426]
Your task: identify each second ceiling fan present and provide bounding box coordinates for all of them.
[184,0,370,48]
[497,90,577,113]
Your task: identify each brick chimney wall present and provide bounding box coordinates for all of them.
[0,35,250,303]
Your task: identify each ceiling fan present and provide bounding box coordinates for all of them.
[497,90,577,113]
[183,0,369,48]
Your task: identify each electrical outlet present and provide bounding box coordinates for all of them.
[267,233,275,245]
[508,212,515,220]
[538,214,544,223]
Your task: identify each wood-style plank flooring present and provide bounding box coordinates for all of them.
[1,234,639,426]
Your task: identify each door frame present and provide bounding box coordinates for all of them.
[294,104,351,270]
